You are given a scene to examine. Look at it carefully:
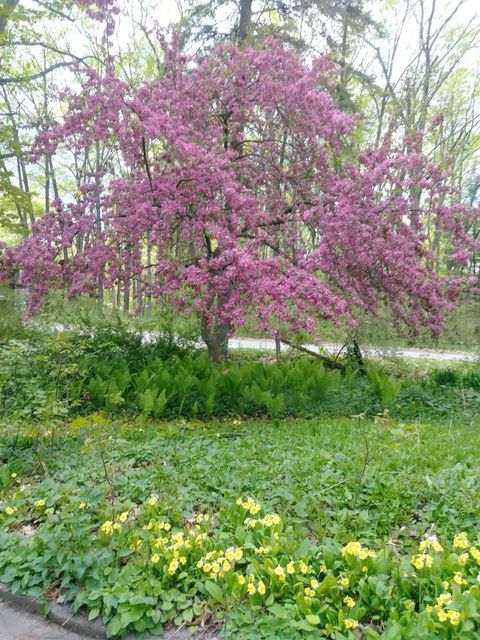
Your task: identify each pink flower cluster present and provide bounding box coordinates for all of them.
[2,36,478,336]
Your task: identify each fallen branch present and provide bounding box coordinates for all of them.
[279,336,345,371]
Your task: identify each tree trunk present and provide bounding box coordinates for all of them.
[237,0,252,44]
[201,315,230,362]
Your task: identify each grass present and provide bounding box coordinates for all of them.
[1,415,480,638]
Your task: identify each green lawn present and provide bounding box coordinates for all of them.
[1,415,480,638]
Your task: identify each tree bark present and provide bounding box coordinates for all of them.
[237,0,252,44]
[201,315,230,362]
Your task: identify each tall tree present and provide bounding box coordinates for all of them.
[1,37,476,359]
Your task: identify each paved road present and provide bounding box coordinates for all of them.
[228,336,478,362]
[0,602,86,640]
[42,324,480,362]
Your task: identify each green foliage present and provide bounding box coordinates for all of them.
[0,327,479,423]
[1,416,480,638]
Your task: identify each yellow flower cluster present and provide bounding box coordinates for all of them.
[453,571,467,586]
[4,506,16,516]
[194,513,210,524]
[245,574,266,596]
[419,534,443,553]
[197,547,243,579]
[143,519,171,532]
[303,579,320,602]
[411,553,433,570]
[260,513,281,527]
[274,565,286,581]
[254,545,271,555]
[345,618,359,629]
[236,497,261,515]
[343,596,356,608]
[34,500,45,508]
[426,594,460,626]
[453,532,469,549]
[246,513,281,528]
[470,547,480,563]
[99,520,122,535]
[341,541,375,560]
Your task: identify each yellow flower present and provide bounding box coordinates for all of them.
[180,556,187,565]
[236,498,243,506]
[211,562,220,574]
[5,506,16,516]
[274,566,286,581]
[247,583,256,595]
[168,559,179,575]
[225,548,235,561]
[238,575,246,585]
[287,562,295,575]
[411,553,433,570]
[100,520,113,535]
[79,502,87,509]
[345,619,358,630]
[340,577,350,588]
[404,600,414,610]
[447,610,460,626]
[118,511,128,523]
[304,587,315,598]
[453,532,469,549]
[419,535,443,553]
[310,579,319,590]
[250,503,261,515]
[442,581,449,590]
[437,610,448,622]
[11,473,17,479]
[112,522,122,531]
[342,541,362,557]
[453,572,467,586]
[222,560,231,572]
[151,553,160,563]
[234,548,243,561]
[458,553,469,566]
[344,596,355,608]
[436,593,452,606]
[257,581,266,595]
[362,566,368,573]
[470,547,480,563]
[299,562,310,575]
[147,495,158,506]
[34,500,45,508]
[203,563,212,573]
[164,522,171,531]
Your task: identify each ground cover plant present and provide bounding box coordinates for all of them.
[0,327,479,422]
[1,414,480,639]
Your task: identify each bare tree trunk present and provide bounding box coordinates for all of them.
[237,0,252,44]
[201,315,230,362]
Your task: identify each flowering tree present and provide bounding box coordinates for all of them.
[1,36,477,360]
